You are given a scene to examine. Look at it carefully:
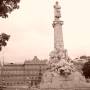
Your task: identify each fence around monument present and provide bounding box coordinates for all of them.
[40,87,90,90]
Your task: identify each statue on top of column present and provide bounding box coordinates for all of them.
[54,1,61,18]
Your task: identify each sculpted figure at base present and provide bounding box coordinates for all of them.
[40,49,90,89]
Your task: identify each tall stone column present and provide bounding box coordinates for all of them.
[49,1,68,63]
[52,1,64,52]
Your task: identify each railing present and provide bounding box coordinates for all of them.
[40,87,90,90]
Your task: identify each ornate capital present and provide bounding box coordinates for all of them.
[52,21,63,27]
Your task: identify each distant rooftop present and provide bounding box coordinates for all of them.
[24,56,48,65]
[3,56,48,66]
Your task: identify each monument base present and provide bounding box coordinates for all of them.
[40,70,90,90]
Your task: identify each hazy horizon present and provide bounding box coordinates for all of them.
[0,0,90,63]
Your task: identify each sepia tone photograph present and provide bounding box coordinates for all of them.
[0,0,90,90]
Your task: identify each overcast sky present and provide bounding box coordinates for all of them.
[0,0,90,63]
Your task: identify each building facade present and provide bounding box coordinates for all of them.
[0,56,48,87]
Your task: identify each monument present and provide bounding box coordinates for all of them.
[52,1,67,60]
[39,1,90,90]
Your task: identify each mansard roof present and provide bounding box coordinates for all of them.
[24,56,48,65]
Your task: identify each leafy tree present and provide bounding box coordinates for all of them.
[0,0,20,18]
[82,60,90,79]
[80,55,87,59]
[0,33,10,51]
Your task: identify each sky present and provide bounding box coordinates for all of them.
[0,0,90,63]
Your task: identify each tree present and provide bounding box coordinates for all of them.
[82,60,90,79]
[80,55,87,59]
[0,33,10,51]
[0,0,20,18]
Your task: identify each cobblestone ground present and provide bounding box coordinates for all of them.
[4,88,28,90]
[3,87,90,90]
[3,86,28,90]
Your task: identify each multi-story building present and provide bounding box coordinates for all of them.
[0,56,48,88]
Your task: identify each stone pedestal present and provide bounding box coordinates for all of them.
[40,70,90,90]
